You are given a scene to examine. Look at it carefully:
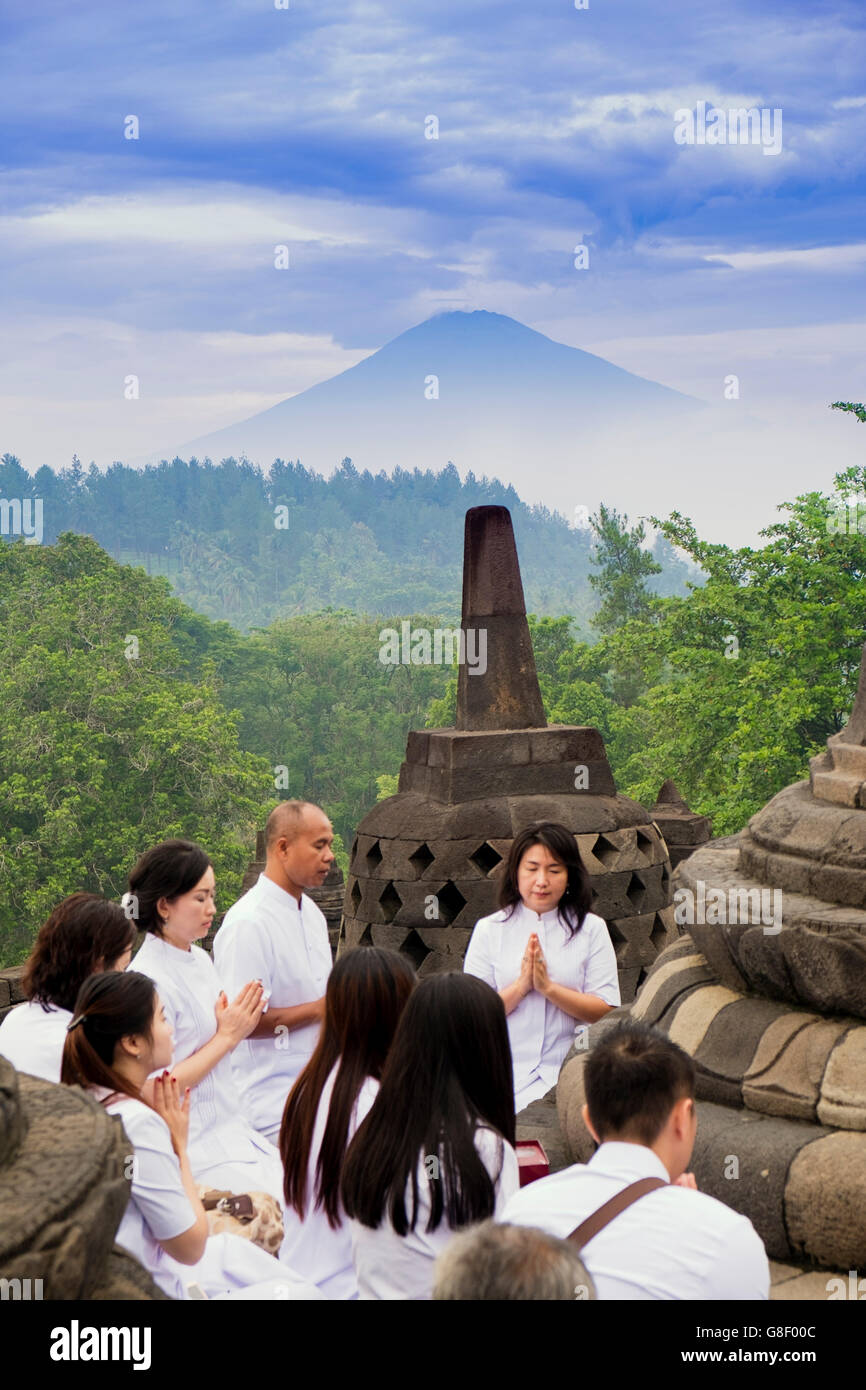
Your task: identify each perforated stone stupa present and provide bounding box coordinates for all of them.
[559,643,866,1270]
[339,506,677,998]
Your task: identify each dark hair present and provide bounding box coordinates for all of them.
[341,973,516,1236]
[280,947,416,1227]
[22,893,137,1013]
[499,823,592,937]
[127,839,212,935]
[584,1021,696,1146]
[61,970,158,1105]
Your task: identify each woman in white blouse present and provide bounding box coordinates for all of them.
[464,822,620,1111]
[341,973,520,1300]
[0,893,135,1082]
[61,970,319,1300]
[279,945,416,1298]
[126,840,284,1206]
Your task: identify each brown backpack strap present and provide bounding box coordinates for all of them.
[567,1176,667,1251]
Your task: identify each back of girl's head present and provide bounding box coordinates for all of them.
[61,970,157,1103]
[22,892,137,1013]
[281,946,416,1224]
[127,839,211,935]
[341,973,516,1234]
[377,973,515,1143]
[324,945,416,1075]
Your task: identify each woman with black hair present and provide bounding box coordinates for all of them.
[340,972,519,1300]
[464,822,619,1110]
[0,892,135,1082]
[126,840,284,1206]
[61,971,319,1300]
[279,946,416,1298]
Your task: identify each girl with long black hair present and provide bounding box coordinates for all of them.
[340,972,519,1300]
[279,946,416,1297]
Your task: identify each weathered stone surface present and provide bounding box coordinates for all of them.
[818,1027,866,1130]
[786,1132,866,1268]
[650,780,713,868]
[629,946,718,1027]
[456,506,546,731]
[0,1059,164,1298]
[689,1100,827,1261]
[743,1016,845,1122]
[694,996,793,1108]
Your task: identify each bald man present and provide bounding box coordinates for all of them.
[214,801,334,1143]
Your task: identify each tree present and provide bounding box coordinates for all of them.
[588,505,662,634]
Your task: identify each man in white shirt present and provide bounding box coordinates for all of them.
[501,1020,770,1300]
[214,801,334,1143]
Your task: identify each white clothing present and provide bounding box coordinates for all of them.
[350,1126,520,1301]
[100,1090,321,1301]
[501,1140,770,1300]
[214,874,332,1137]
[464,903,620,1110]
[281,1066,379,1299]
[131,932,284,1206]
[0,999,72,1082]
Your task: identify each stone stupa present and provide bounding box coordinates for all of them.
[558,643,866,1270]
[339,505,677,1001]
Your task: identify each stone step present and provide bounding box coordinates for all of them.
[811,769,866,807]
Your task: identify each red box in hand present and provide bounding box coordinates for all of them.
[516,1139,550,1187]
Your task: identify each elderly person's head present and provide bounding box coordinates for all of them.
[433,1221,596,1301]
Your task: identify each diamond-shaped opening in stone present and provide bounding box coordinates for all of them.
[606,918,628,946]
[649,912,670,951]
[592,834,620,869]
[349,879,362,913]
[366,839,383,870]
[358,923,373,947]
[408,842,435,878]
[401,929,432,972]
[378,881,403,924]
[350,837,359,861]
[436,880,467,926]
[661,863,671,890]
[636,827,656,860]
[625,872,648,912]
[469,841,503,877]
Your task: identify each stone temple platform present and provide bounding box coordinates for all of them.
[558,644,866,1275]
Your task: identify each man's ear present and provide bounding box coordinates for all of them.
[673,1094,694,1139]
[581,1102,600,1145]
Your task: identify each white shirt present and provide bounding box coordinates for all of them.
[213,874,332,1135]
[100,1090,318,1301]
[501,1141,770,1300]
[280,1066,379,1299]
[0,999,72,1081]
[100,1090,200,1301]
[131,932,280,1177]
[350,1126,520,1301]
[464,903,620,1109]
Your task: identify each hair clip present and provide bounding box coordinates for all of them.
[66,1015,87,1032]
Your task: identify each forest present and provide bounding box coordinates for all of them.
[0,453,697,632]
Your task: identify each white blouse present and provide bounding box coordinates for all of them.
[131,933,283,1199]
[349,1126,520,1301]
[100,1090,320,1301]
[464,902,620,1109]
[0,999,72,1082]
[280,1065,379,1299]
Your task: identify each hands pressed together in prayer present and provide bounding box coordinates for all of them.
[517,932,552,999]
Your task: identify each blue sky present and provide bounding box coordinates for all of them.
[1,0,865,534]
